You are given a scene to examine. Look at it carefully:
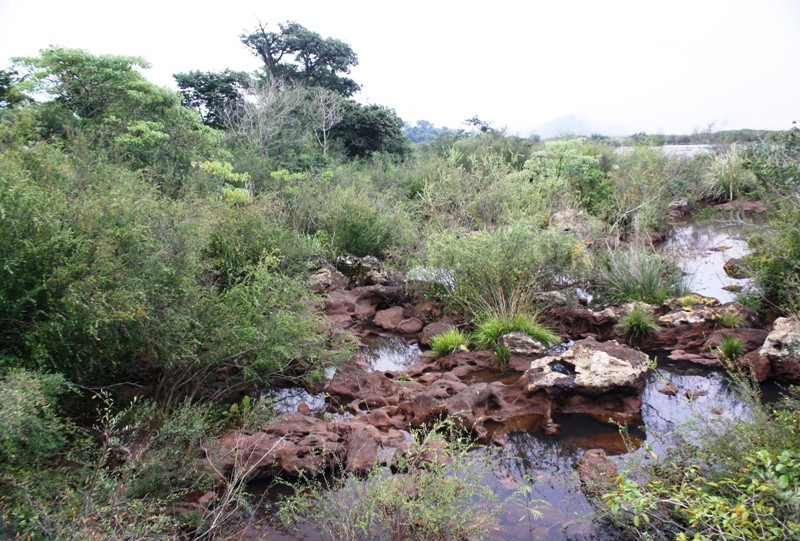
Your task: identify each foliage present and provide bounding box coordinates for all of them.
[702,144,758,202]
[473,314,560,350]
[331,101,410,159]
[596,245,687,304]
[747,209,800,316]
[616,306,660,341]
[716,335,745,362]
[602,382,800,541]
[174,69,249,128]
[429,328,471,357]
[714,311,746,328]
[423,221,589,320]
[0,68,29,109]
[0,371,73,472]
[278,421,502,541]
[241,21,359,97]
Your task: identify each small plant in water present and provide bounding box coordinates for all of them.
[430,328,471,357]
[616,306,660,341]
[716,335,745,361]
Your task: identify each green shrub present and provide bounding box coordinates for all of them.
[423,221,589,320]
[596,245,687,304]
[0,371,73,472]
[473,314,560,350]
[429,328,471,357]
[714,311,746,328]
[278,421,503,541]
[616,306,660,341]
[716,335,745,362]
[701,144,758,202]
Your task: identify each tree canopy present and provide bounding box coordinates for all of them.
[241,21,360,97]
[174,69,249,128]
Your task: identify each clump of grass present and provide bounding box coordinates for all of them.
[473,314,560,351]
[714,311,746,328]
[717,335,745,361]
[616,306,660,341]
[429,328,471,357]
[675,293,716,307]
[596,245,687,304]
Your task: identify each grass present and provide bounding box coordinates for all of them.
[597,245,687,304]
[616,306,660,341]
[473,314,560,350]
[429,328,471,357]
[714,311,746,328]
[716,335,745,361]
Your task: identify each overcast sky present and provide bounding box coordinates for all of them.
[2,0,799,136]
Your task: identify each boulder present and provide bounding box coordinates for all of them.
[704,328,769,354]
[373,306,406,330]
[527,337,650,394]
[396,317,424,334]
[500,331,547,356]
[723,257,750,279]
[419,320,455,345]
[309,265,348,293]
[760,317,800,382]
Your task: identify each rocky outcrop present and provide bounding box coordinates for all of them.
[527,337,650,395]
[759,317,800,381]
[723,257,751,279]
[500,331,547,355]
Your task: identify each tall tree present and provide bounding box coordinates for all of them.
[241,21,360,97]
[174,69,249,128]
[331,102,409,159]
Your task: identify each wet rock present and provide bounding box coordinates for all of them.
[531,290,570,307]
[319,285,405,327]
[684,389,708,400]
[704,328,768,354]
[335,255,392,286]
[419,320,455,345]
[576,449,618,496]
[658,382,679,396]
[215,414,345,478]
[500,331,547,356]
[413,300,443,322]
[760,317,800,382]
[373,306,406,331]
[326,364,406,411]
[344,423,381,472]
[723,257,750,279]
[527,337,650,394]
[396,317,424,334]
[309,265,348,293]
[738,351,772,381]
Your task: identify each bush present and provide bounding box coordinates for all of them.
[423,221,589,320]
[602,383,800,541]
[716,335,745,362]
[429,328,471,357]
[616,306,660,342]
[701,144,758,202]
[596,245,687,304]
[278,421,502,541]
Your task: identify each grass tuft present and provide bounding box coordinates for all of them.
[429,328,470,357]
[616,306,660,340]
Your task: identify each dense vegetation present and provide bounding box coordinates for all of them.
[1,20,799,540]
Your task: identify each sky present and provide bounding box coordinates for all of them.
[1,0,799,137]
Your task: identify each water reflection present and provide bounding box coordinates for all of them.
[361,335,421,372]
[661,220,753,303]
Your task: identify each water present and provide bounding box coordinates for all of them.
[661,219,753,303]
[360,334,422,372]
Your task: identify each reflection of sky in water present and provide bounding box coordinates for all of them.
[661,221,753,303]
[639,367,754,456]
[260,387,327,415]
[361,335,421,372]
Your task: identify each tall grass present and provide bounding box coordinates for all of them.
[596,245,687,304]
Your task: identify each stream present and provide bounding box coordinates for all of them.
[250,217,771,540]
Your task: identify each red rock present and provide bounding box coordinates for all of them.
[396,317,424,334]
[658,382,679,396]
[576,449,618,495]
[419,320,455,345]
[373,306,406,330]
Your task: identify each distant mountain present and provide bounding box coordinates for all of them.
[534,114,595,139]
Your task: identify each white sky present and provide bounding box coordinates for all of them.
[1,0,799,136]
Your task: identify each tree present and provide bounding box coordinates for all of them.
[174,69,249,128]
[223,79,307,156]
[0,69,29,109]
[241,21,360,97]
[304,87,344,155]
[330,101,410,159]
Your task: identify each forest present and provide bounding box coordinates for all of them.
[1,20,799,541]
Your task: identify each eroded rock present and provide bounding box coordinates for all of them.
[760,317,800,381]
